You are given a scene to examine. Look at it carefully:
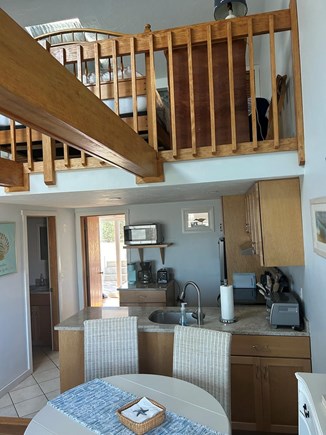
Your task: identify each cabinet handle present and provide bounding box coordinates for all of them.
[263,366,269,381]
[255,365,260,380]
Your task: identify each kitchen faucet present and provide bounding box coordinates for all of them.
[178,281,204,325]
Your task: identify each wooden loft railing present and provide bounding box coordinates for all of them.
[0,0,304,191]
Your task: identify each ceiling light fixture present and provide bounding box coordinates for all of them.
[214,0,248,20]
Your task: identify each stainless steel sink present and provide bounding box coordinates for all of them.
[148,310,197,325]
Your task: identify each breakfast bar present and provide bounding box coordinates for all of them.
[55,305,310,433]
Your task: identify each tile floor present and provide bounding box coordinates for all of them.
[0,347,60,418]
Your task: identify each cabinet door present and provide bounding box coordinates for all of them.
[259,178,304,266]
[30,305,52,346]
[245,183,263,261]
[260,357,311,433]
[231,355,264,431]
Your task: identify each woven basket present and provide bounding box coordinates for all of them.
[117,398,166,434]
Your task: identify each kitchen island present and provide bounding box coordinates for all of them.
[55,305,311,433]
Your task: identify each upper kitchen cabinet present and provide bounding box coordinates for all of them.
[245,178,304,267]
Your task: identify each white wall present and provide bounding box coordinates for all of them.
[0,204,30,395]
[0,205,78,395]
[291,0,326,373]
[75,199,223,308]
[257,0,326,372]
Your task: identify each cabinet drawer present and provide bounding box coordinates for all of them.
[119,290,166,304]
[232,335,311,358]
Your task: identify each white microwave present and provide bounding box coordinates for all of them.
[123,224,163,245]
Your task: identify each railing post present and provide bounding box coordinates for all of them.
[290,0,305,165]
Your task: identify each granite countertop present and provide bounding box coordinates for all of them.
[55,305,309,337]
[117,282,169,291]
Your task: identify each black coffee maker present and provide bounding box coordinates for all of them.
[138,261,153,284]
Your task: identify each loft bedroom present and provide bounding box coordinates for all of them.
[0,0,304,191]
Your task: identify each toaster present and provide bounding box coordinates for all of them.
[269,292,300,328]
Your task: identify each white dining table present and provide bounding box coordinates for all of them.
[25,374,231,434]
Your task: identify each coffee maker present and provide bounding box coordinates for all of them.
[138,261,153,284]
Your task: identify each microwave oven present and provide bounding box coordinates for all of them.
[124,224,163,245]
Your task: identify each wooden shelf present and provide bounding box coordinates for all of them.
[123,243,172,264]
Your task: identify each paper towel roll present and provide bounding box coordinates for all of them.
[220,284,235,322]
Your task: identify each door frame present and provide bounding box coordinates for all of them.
[79,212,127,308]
[22,210,60,363]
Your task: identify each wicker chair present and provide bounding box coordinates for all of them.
[84,317,139,382]
[172,325,232,419]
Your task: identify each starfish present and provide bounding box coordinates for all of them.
[133,406,149,417]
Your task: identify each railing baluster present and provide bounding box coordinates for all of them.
[63,143,70,168]
[26,126,33,171]
[207,24,216,154]
[269,15,279,149]
[112,39,120,115]
[248,18,258,150]
[77,45,87,163]
[94,42,101,99]
[167,32,177,157]
[57,48,72,166]
[187,28,196,156]
[226,21,237,152]
[10,119,17,161]
[148,34,158,151]
[130,37,138,133]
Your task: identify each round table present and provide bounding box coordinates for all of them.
[25,374,231,434]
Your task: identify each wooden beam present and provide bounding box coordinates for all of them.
[0,158,24,187]
[0,10,158,178]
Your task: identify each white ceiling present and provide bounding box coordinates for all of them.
[0,179,256,208]
[0,0,287,209]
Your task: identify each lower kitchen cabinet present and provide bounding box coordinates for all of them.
[30,292,52,346]
[57,326,311,434]
[231,335,311,433]
[118,281,175,307]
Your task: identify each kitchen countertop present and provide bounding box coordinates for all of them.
[55,305,309,336]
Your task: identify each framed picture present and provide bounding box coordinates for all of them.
[182,207,214,233]
[310,198,326,258]
[0,222,17,276]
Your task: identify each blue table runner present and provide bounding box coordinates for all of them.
[50,378,226,434]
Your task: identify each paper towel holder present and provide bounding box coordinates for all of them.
[220,279,237,324]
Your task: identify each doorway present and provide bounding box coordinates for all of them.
[81,214,126,307]
[27,216,59,351]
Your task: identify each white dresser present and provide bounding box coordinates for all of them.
[296,372,326,435]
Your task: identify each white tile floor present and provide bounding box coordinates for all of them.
[0,347,60,418]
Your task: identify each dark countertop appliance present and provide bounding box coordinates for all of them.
[124,223,163,245]
[269,292,300,329]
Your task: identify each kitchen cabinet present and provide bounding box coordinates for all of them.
[118,281,175,307]
[245,178,304,266]
[30,292,52,346]
[231,335,311,433]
